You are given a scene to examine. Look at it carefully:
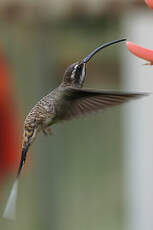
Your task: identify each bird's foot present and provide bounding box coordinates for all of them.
[42,127,52,136]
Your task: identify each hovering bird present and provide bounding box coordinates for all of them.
[3,38,146,220]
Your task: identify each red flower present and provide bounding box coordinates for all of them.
[126,41,153,65]
[0,49,22,183]
[145,0,153,9]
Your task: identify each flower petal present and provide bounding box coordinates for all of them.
[126,41,153,64]
[145,0,153,10]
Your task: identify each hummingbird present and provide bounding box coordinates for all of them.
[3,38,146,220]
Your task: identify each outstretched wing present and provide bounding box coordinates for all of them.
[57,87,147,121]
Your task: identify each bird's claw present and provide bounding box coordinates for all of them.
[42,128,52,136]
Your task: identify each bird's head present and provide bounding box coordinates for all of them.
[62,61,86,88]
[62,38,126,88]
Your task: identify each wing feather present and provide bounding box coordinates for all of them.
[57,87,147,121]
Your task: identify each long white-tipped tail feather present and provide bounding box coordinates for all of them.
[3,179,19,220]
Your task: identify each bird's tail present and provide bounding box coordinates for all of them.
[3,179,19,220]
[3,125,38,220]
[17,125,35,178]
[2,144,30,220]
[2,126,32,219]
[17,144,30,178]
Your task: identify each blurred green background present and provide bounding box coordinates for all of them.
[0,0,146,230]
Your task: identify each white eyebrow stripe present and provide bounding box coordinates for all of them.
[71,67,77,79]
[71,64,79,79]
[74,65,78,69]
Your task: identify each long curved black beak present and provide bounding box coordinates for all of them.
[82,38,126,63]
